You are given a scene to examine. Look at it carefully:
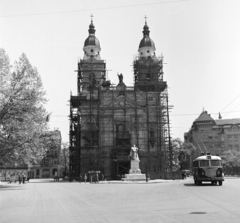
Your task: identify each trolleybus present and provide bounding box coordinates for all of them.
[192,153,224,186]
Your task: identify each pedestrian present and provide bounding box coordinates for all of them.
[18,174,22,184]
[84,174,87,183]
[8,173,11,183]
[101,173,105,181]
[54,171,58,181]
[96,173,99,183]
[22,173,25,184]
[79,174,82,183]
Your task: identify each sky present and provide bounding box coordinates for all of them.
[1,0,240,143]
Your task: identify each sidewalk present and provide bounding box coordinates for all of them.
[0,181,8,186]
[16,178,181,184]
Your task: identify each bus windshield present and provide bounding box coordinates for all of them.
[199,160,210,167]
[210,160,221,166]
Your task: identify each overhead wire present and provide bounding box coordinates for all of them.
[50,109,240,118]
[213,93,240,119]
[0,0,190,18]
[222,103,240,119]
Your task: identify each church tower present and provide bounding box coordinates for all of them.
[77,17,107,96]
[69,17,108,178]
[133,18,171,174]
[134,18,166,92]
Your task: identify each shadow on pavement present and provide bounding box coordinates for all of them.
[0,185,27,191]
[184,183,219,187]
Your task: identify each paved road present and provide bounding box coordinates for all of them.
[1,177,240,223]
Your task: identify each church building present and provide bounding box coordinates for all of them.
[69,18,172,180]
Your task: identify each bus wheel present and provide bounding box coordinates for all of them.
[211,181,214,185]
[219,181,223,186]
[194,179,197,185]
[198,181,202,185]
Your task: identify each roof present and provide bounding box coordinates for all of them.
[139,36,155,49]
[84,35,100,47]
[194,155,221,161]
[215,118,240,126]
[139,22,156,49]
[193,111,214,123]
[84,20,100,47]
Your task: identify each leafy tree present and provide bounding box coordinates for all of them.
[0,48,50,164]
[171,138,196,170]
[222,149,240,166]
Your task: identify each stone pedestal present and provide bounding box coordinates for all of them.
[129,160,141,174]
[122,160,146,181]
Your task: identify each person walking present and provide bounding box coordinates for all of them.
[22,173,25,184]
[54,171,58,181]
[101,173,105,181]
[84,174,87,183]
[79,174,82,183]
[8,173,11,183]
[18,174,22,184]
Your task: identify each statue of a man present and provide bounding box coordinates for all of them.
[130,145,139,161]
[118,73,123,84]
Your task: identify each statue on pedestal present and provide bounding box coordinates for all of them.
[122,145,146,180]
[130,145,139,161]
[118,73,123,84]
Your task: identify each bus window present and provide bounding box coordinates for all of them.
[210,160,221,166]
[199,160,210,167]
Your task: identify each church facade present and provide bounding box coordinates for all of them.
[69,18,172,180]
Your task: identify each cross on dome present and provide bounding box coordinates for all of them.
[144,15,147,24]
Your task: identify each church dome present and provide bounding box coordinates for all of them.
[84,20,100,47]
[139,36,155,49]
[83,18,101,60]
[84,35,100,47]
[138,19,156,58]
[139,22,155,50]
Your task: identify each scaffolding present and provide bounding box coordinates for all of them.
[69,56,172,180]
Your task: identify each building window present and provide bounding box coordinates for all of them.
[148,97,153,101]
[234,135,238,141]
[235,144,240,151]
[228,135,232,140]
[228,145,233,150]
[203,137,208,142]
[146,73,151,80]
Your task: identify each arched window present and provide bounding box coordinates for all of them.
[146,73,151,80]
[118,124,124,132]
